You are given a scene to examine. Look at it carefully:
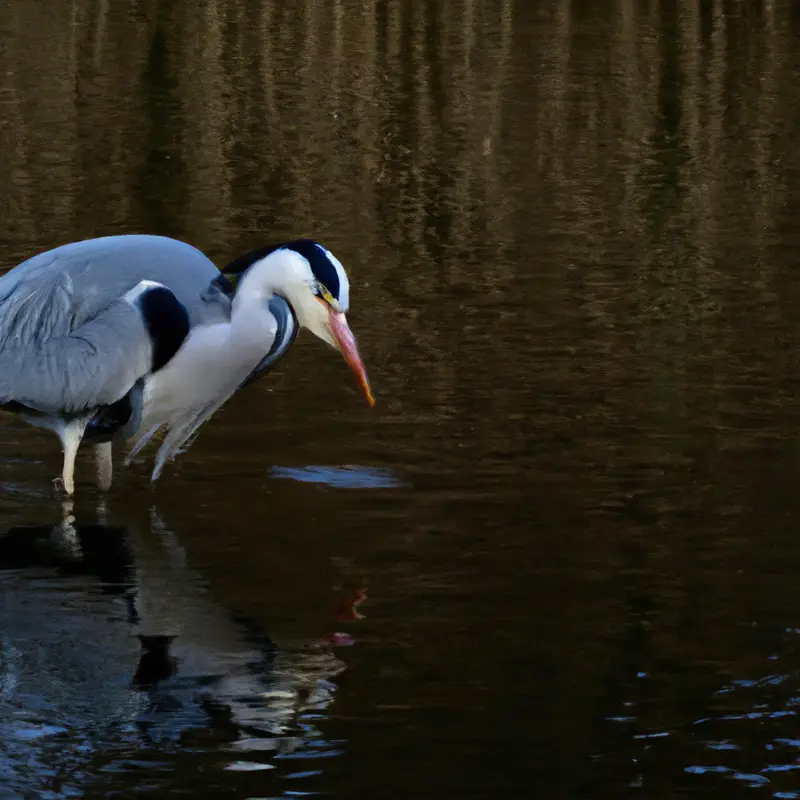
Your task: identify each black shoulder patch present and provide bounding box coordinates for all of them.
[137,286,190,373]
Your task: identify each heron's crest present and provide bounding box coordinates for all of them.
[222,240,349,308]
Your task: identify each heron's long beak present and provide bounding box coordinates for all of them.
[328,309,375,407]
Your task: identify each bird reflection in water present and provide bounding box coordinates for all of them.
[0,503,353,793]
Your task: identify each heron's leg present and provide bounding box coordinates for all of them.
[58,418,88,496]
[95,442,113,491]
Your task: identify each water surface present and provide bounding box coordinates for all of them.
[1,1,800,797]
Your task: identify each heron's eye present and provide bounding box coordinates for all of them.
[313,282,341,311]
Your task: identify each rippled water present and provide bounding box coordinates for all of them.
[1,0,800,797]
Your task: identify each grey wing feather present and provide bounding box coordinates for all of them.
[0,234,230,333]
[0,234,231,419]
[0,295,154,415]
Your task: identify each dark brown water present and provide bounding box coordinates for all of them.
[1,0,800,797]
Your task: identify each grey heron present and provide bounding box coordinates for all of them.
[0,235,374,495]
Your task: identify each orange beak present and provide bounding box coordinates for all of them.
[328,309,375,407]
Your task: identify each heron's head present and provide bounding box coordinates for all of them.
[222,240,374,406]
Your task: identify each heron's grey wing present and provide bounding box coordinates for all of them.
[0,295,158,417]
[0,234,230,332]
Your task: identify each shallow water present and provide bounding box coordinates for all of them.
[1,0,800,797]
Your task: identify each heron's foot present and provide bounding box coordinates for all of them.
[52,476,73,497]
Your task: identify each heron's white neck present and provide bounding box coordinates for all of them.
[230,249,318,344]
[233,250,306,309]
[228,253,291,346]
